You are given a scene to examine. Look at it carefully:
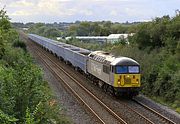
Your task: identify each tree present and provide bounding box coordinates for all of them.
[0,8,11,31]
[90,22,101,36]
[0,8,11,58]
[43,28,61,37]
[68,25,77,36]
[77,22,91,36]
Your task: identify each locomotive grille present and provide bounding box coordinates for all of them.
[124,77,131,84]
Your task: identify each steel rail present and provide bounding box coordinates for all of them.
[133,99,176,124]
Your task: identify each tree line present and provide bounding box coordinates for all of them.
[21,20,139,39]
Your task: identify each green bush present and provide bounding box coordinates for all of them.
[0,109,18,124]
[13,40,27,52]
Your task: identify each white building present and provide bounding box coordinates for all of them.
[65,36,107,43]
[65,33,134,44]
[107,33,134,43]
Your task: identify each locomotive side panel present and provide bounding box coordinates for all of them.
[87,58,111,85]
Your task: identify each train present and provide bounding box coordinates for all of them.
[28,34,141,97]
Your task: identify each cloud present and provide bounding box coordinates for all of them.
[9,0,34,7]
[35,0,81,16]
[7,0,77,17]
[110,10,118,16]
[1,0,180,23]
[89,0,134,1]
[124,7,154,18]
[36,0,60,15]
[79,10,93,16]
[9,10,33,16]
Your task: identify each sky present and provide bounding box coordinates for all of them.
[0,0,179,23]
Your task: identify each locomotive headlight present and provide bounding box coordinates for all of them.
[118,79,121,85]
[136,79,139,83]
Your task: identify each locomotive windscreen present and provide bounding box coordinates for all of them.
[115,66,139,74]
[116,66,128,73]
[128,66,139,73]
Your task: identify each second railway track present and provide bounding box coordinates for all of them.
[132,99,176,124]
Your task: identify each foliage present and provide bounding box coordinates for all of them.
[28,23,62,38]
[0,8,11,58]
[0,109,18,124]
[130,15,180,112]
[0,8,70,123]
[67,21,132,36]
[27,21,139,38]
[0,8,11,32]
[12,40,27,52]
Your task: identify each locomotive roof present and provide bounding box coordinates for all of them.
[111,57,139,66]
[89,51,139,66]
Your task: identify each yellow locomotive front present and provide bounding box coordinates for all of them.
[114,65,140,87]
[111,57,141,96]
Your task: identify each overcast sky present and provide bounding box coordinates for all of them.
[0,0,179,23]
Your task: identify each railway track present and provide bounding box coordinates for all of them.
[27,37,127,124]
[132,99,176,124]
[21,32,177,124]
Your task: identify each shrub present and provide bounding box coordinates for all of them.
[13,40,27,52]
